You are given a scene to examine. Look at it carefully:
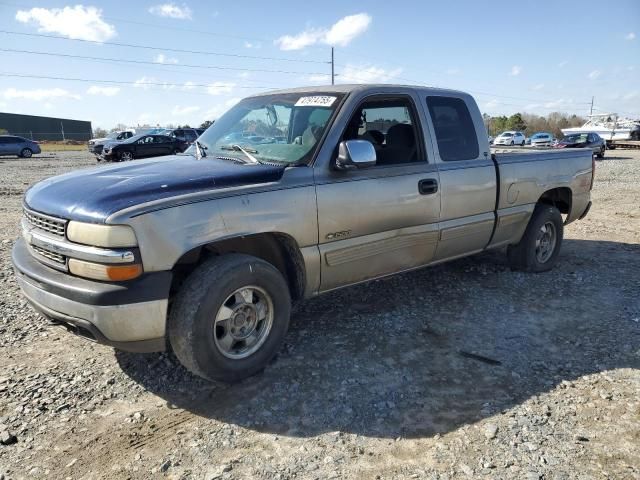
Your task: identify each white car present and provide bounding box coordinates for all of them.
[494,131,526,146]
[530,132,554,147]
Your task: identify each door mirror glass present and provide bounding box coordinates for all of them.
[335,140,376,170]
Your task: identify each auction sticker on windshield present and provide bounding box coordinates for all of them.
[295,96,337,107]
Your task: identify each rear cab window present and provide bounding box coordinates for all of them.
[426,96,479,162]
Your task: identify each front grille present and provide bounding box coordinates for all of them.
[24,209,66,237]
[31,245,66,265]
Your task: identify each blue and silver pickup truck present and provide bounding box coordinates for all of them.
[13,85,594,382]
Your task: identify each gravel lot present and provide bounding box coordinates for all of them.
[0,150,639,480]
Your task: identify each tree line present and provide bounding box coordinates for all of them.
[484,112,586,138]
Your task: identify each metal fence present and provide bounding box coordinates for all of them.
[0,112,92,141]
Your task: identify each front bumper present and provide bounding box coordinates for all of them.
[12,238,171,352]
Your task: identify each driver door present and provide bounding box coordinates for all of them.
[315,94,441,292]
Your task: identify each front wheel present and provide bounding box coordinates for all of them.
[119,150,134,161]
[19,148,33,158]
[510,140,514,146]
[168,254,291,383]
[596,146,605,159]
[507,204,563,272]
[521,140,526,146]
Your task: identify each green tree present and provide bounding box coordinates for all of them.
[200,120,214,129]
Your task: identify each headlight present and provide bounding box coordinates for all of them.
[69,259,142,281]
[67,222,138,248]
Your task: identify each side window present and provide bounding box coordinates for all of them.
[426,96,480,161]
[184,130,197,141]
[342,96,424,166]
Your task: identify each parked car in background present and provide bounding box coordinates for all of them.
[0,135,41,158]
[530,132,554,147]
[88,130,135,157]
[101,134,188,161]
[493,131,526,146]
[488,135,494,145]
[555,132,605,158]
[165,128,205,144]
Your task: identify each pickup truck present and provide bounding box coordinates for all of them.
[13,85,594,383]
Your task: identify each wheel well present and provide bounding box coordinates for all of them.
[170,233,306,302]
[538,187,572,215]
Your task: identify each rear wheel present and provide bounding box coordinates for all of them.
[508,204,563,272]
[596,146,605,159]
[168,254,291,383]
[521,140,525,146]
[19,148,32,158]
[510,140,514,146]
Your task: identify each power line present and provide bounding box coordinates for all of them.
[0,48,332,76]
[0,0,271,44]
[0,30,329,65]
[0,72,278,89]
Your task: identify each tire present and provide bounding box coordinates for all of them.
[507,204,563,272]
[19,148,33,158]
[521,141,526,146]
[168,254,291,383]
[596,146,605,159]
[510,140,514,146]
[119,150,134,161]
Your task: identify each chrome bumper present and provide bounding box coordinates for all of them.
[12,239,170,352]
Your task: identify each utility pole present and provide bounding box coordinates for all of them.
[331,47,335,85]
[590,96,594,116]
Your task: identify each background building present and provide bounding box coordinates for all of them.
[0,112,92,141]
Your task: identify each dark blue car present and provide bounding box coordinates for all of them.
[0,135,41,158]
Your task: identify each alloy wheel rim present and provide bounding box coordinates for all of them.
[213,285,274,359]
[23,149,31,158]
[121,152,132,160]
[535,221,557,263]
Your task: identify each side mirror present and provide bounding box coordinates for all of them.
[335,140,376,170]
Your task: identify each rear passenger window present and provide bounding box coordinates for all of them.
[426,96,479,161]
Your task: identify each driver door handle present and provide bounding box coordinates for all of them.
[418,178,438,195]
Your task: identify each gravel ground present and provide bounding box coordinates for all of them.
[0,150,639,480]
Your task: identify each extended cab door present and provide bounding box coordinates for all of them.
[315,92,441,292]
[424,95,496,260]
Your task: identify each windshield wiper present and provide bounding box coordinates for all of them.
[194,140,208,159]
[219,144,261,164]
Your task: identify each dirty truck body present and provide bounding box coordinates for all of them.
[13,85,594,382]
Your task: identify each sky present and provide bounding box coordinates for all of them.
[0,0,638,130]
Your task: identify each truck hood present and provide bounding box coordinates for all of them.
[24,155,286,222]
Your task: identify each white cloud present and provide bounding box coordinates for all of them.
[153,53,178,64]
[625,32,636,40]
[445,68,460,75]
[588,70,601,80]
[207,82,235,95]
[509,65,522,76]
[275,13,371,50]
[338,64,402,84]
[558,61,568,68]
[171,105,201,116]
[15,6,116,42]
[182,81,197,91]
[204,98,242,119]
[87,85,120,96]
[623,91,639,100]
[324,13,372,47]
[532,83,544,91]
[306,74,330,83]
[543,98,574,109]
[244,41,262,49]
[134,76,157,90]
[483,99,499,110]
[148,3,192,20]
[133,77,176,90]
[2,87,80,101]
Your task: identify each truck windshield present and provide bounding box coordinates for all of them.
[187,92,344,165]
